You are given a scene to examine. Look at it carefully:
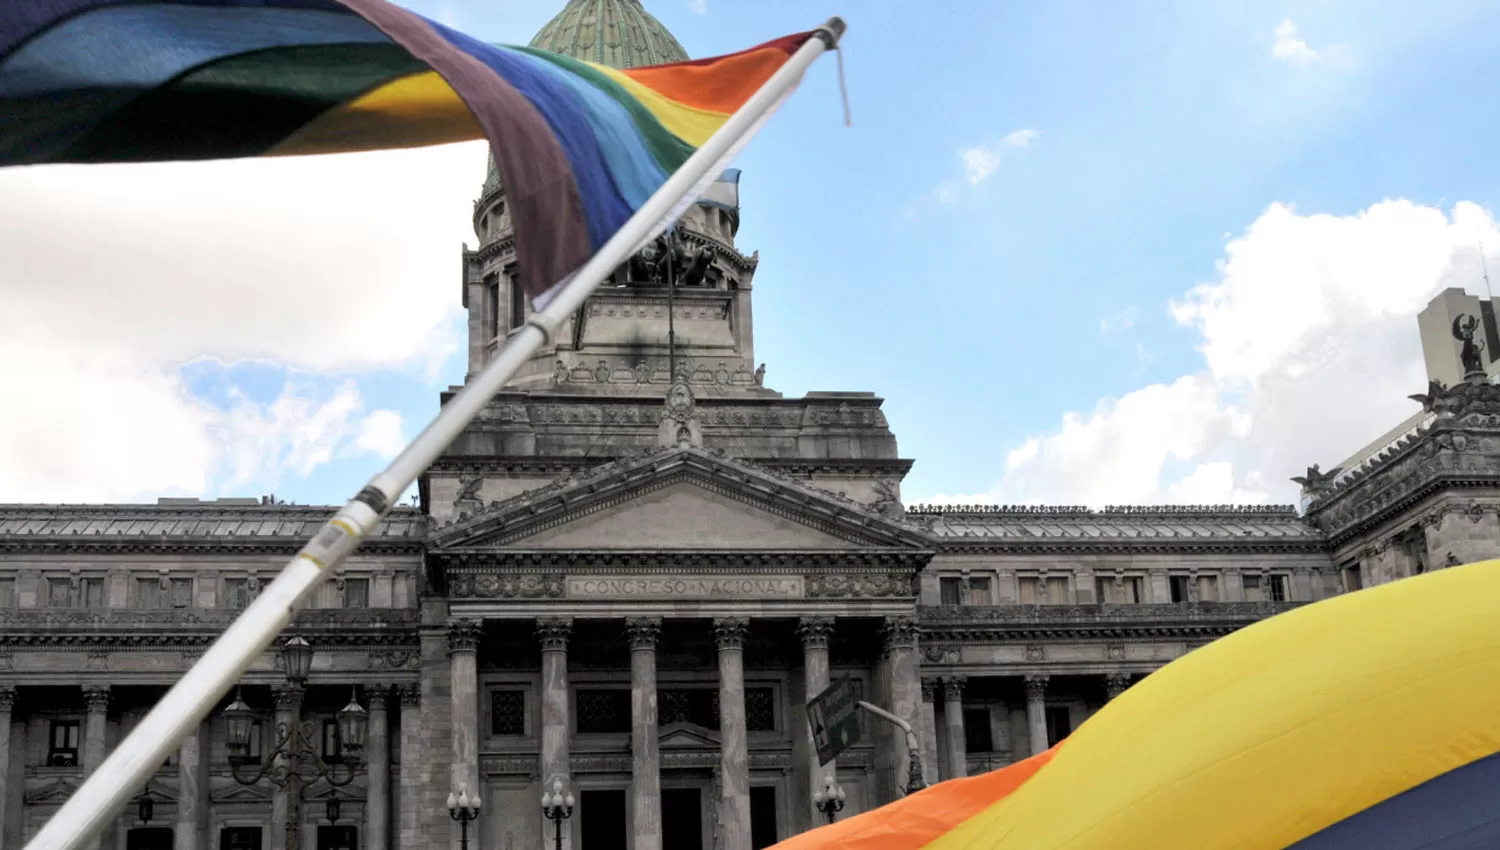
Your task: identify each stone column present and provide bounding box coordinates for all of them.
[1104,674,1131,701]
[626,617,662,850]
[396,684,422,850]
[448,620,482,809]
[0,687,14,847]
[797,617,835,799]
[270,685,302,850]
[365,686,392,850]
[1024,676,1049,756]
[174,720,205,850]
[942,676,967,779]
[918,678,939,786]
[714,617,751,850]
[537,617,574,850]
[80,686,109,850]
[882,617,922,794]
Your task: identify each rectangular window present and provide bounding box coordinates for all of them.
[491,690,525,736]
[509,274,525,330]
[1269,574,1289,602]
[137,579,163,609]
[0,578,14,608]
[82,578,104,608]
[484,274,500,340]
[1342,563,1363,592]
[939,577,962,606]
[967,577,993,606]
[1096,577,1142,604]
[322,719,342,762]
[1044,706,1072,747]
[170,578,193,608]
[1044,576,1069,604]
[343,578,369,610]
[1017,576,1039,604]
[962,707,992,753]
[576,689,631,734]
[48,578,71,608]
[745,687,776,732]
[1198,574,1220,601]
[223,579,249,610]
[1169,575,1191,603]
[220,827,262,850]
[247,720,264,760]
[1242,574,1264,602]
[49,720,80,766]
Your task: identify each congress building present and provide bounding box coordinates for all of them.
[3,2,1499,850]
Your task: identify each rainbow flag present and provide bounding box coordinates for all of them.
[782,558,1500,850]
[0,0,816,303]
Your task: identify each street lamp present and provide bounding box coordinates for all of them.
[135,790,154,825]
[541,777,575,850]
[812,773,845,825]
[222,637,367,850]
[447,786,481,850]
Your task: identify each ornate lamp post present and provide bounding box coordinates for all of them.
[447,786,481,850]
[812,773,845,825]
[541,777,574,850]
[222,636,367,850]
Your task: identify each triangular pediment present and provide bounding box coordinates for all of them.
[432,447,927,550]
[659,721,720,748]
[212,783,273,804]
[24,778,80,805]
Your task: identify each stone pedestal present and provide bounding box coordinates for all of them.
[918,678,939,786]
[81,686,110,850]
[714,618,751,850]
[537,618,574,850]
[626,617,662,850]
[0,688,14,847]
[366,687,392,850]
[942,676,967,780]
[175,721,204,850]
[1024,676,1049,756]
[797,617,835,814]
[448,621,482,812]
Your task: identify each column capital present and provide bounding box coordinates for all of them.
[942,675,966,702]
[881,616,919,655]
[82,686,110,712]
[397,683,420,708]
[1104,673,1132,700]
[920,677,939,703]
[796,616,835,650]
[272,684,305,708]
[0,686,15,711]
[365,685,394,711]
[624,616,662,651]
[713,617,749,651]
[536,617,573,652]
[447,618,482,655]
[1023,675,1049,701]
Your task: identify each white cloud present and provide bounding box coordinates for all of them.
[0,142,485,502]
[1272,19,1350,68]
[687,0,708,13]
[1100,306,1140,334]
[935,128,1038,204]
[354,410,408,460]
[915,199,1500,507]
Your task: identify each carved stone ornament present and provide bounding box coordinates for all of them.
[625,617,662,651]
[365,685,392,711]
[920,677,939,702]
[1024,676,1049,701]
[398,683,421,708]
[796,616,835,650]
[82,686,110,711]
[454,474,485,519]
[272,685,304,708]
[536,617,573,652]
[447,619,482,654]
[448,573,565,600]
[921,644,961,664]
[1106,644,1126,661]
[804,573,914,599]
[1468,503,1488,523]
[0,686,16,712]
[1105,674,1132,700]
[368,649,420,669]
[881,617,919,654]
[941,675,966,702]
[1025,645,1046,662]
[713,617,749,650]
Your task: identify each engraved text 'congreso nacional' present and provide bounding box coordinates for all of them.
[567,575,805,599]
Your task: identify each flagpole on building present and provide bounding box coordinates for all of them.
[25,18,846,850]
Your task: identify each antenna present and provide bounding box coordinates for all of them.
[1481,233,1495,302]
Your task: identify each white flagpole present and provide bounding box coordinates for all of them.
[25,17,845,850]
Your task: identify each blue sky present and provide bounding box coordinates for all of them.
[4,0,1500,507]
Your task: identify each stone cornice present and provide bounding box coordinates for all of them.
[430,549,930,573]
[0,608,420,650]
[923,538,1329,555]
[918,601,1303,643]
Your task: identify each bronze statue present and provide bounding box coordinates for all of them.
[1453,313,1486,376]
[1291,464,1342,491]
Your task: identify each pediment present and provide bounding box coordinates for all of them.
[659,721,721,748]
[212,782,273,804]
[24,778,80,805]
[432,448,927,550]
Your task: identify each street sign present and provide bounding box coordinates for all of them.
[807,676,861,765]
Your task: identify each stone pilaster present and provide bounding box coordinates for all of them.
[882,617,922,794]
[174,720,205,850]
[918,678,939,786]
[714,617,751,850]
[366,687,392,850]
[537,617,574,850]
[270,685,302,850]
[396,684,423,850]
[0,687,13,848]
[1104,674,1131,701]
[626,617,662,850]
[1024,676,1049,756]
[942,676,967,780]
[797,616,835,816]
[447,619,482,831]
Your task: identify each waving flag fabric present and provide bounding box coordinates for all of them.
[778,558,1500,850]
[0,0,814,302]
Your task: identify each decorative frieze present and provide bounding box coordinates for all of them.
[447,573,565,599]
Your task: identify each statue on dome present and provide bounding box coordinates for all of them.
[1453,313,1486,378]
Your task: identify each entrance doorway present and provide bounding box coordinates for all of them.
[661,788,703,850]
[219,828,261,850]
[126,828,173,850]
[317,826,357,850]
[579,789,626,850]
[749,787,778,850]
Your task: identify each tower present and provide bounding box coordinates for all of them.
[461,0,766,397]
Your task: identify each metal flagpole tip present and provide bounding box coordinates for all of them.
[816,16,847,47]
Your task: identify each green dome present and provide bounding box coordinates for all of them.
[482,1,689,194]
